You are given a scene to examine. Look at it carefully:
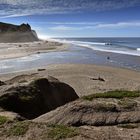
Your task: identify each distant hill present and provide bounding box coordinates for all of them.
[0,22,39,43]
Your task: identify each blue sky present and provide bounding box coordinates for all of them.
[0,0,140,38]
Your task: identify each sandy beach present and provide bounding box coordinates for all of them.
[0,40,140,97]
[0,40,69,60]
[1,63,140,97]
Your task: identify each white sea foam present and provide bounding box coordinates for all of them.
[17,55,41,62]
[137,48,140,51]
[0,64,13,69]
[46,38,140,56]
[58,39,140,56]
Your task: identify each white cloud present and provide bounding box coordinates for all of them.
[49,21,140,31]
[96,21,140,28]
[30,22,100,25]
[50,25,82,31]
[0,0,140,18]
[0,13,31,18]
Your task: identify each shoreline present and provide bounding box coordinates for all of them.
[0,41,140,74]
[0,60,139,75]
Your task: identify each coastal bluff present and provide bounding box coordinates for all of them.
[0,22,39,42]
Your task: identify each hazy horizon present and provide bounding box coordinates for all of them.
[0,0,140,38]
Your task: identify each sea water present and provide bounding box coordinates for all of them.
[57,37,140,56]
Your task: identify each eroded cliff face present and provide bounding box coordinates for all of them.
[0,22,39,42]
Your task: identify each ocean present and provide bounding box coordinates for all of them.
[56,37,140,56]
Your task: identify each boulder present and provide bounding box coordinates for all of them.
[0,78,79,119]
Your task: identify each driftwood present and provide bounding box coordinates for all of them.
[37,69,46,71]
[90,77,105,82]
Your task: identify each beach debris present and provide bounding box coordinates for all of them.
[37,68,46,71]
[90,77,105,82]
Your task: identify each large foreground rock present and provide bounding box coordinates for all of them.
[34,98,140,126]
[0,78,79,119]
[0,22,39,42]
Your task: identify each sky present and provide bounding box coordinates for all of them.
[0,0,140,38]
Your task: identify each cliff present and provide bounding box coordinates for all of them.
[0,22,39,42]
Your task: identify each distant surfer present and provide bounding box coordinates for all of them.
[105,43,112,45]
[107,56,110,60]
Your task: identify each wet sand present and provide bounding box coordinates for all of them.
[1,44,140,74]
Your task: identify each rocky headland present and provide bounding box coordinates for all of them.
[0,22,39,42]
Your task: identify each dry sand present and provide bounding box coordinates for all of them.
[0,40,69,60]
[1,64,140,97]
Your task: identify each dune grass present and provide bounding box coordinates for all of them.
[118,123,139,129]
[82,90,140,101]
[118,99,137,109]
[7,121,30,136]
[48,124,78,140]
[0,116,9,125]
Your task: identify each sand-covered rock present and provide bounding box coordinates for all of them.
[0,22,39,42]
[34,97,140,126]
[0,111,24,121]
[0,77,79,119]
